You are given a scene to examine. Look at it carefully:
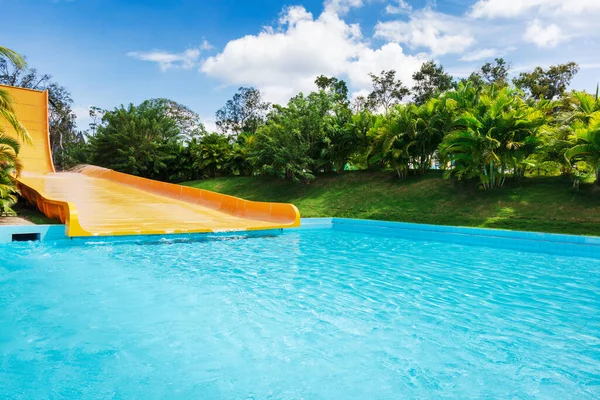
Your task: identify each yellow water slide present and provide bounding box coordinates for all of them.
[1,85,300,237]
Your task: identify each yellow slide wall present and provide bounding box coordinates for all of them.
[1,85,300,237]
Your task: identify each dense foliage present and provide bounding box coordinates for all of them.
[0,46,30,214]
[2,42,599,219]
[82,59,600,190]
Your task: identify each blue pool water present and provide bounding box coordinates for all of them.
[1,228,599,399]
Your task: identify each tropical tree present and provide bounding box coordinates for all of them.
[228,132,254,176]
[88,101,183,180]
[514,62,579,100]
[412,61,454,105]
[145,98,206,139]
[367,70,410,114]
[463,58,511,88]
[565,110,600,185]
[324,104,357,172]
[348,109,376,169]
[528,92,592,177]
[315,75,349,105]
[0,47,25,69]
[566,90,600,124]
[440,85,546,189]
[248,96,317,181]
[370,105,418,178]
[480,58,511,86]
[409,99,449,173]
[0,46,30,214]
[196,133,234,178]
[216,87,270,135]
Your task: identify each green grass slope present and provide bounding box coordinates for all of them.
[184,171,600,236]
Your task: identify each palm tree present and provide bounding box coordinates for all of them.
[0,86,30,143]
[0,46,30,214]
[371,105,418,178]
[565,111,600,184]
[411,99,448,174]
[197,133,233,178]
[0,46,26,69]
[0,46,30,142]
[0,136,23,214]
[567,90,600,125]
[440,86,545,189]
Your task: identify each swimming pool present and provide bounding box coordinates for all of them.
[1,222,599,399]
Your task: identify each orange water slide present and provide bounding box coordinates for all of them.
[1,85,300,237]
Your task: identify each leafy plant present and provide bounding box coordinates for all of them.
[88,101,183,180]
[440,85,546,189]
[565,112,600,184]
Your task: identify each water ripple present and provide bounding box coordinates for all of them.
[0,229,599,399]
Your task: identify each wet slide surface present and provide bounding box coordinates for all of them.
[2,85,300,237]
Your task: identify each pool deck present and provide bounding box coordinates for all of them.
[1,217,600,258]
[0,216,34,226]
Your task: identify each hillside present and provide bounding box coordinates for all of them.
[183,171,600,236]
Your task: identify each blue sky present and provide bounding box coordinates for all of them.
[1,0,599,131]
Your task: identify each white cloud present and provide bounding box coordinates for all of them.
[580,63,600,70]
[200,114,218,133]
[523,19,563,48]
[127,48,201,71]
[460,46,516,61]
[374,9,475,55]
[201,6,426,105]
[279,5,313,25]
[460,48,500,61]
[469,0,600,51]
[72,105,92,130]
[445,67,476,79]
[346,42,425,89]
[470,0,600,19]
[385,0,412,14]
[323,0,364,15]
[200,39,214,51]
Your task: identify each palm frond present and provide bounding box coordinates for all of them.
[0,46,26,69]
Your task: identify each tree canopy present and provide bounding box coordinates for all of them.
[215,87,270,135]
[514,62,580,100]
[88,100,183,180]
[412,61,453,105]
[0,46,30,214]
[4,46,597,202]
[367,70,410,114]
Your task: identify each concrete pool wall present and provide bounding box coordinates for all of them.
[1,218,600,258]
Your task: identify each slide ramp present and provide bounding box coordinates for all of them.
[1,85,300,237]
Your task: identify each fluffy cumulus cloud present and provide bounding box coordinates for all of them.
[201,6,426,105]
[200,39,214,51]
[470,0,600,49]
[347,43,425,89]
[374,9,475,56]
[199,114,218,133]
[126,0,600,108]
[470,0,600,18]
[523,19,563,48]
[323,0,364,15]
[385,0,412,15]
[460,46,516,62]
[127,47,205,71]
[72,105,92,130]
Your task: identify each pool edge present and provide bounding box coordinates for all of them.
[2,218,600,258]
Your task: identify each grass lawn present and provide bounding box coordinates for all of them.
[183,171,600,236]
